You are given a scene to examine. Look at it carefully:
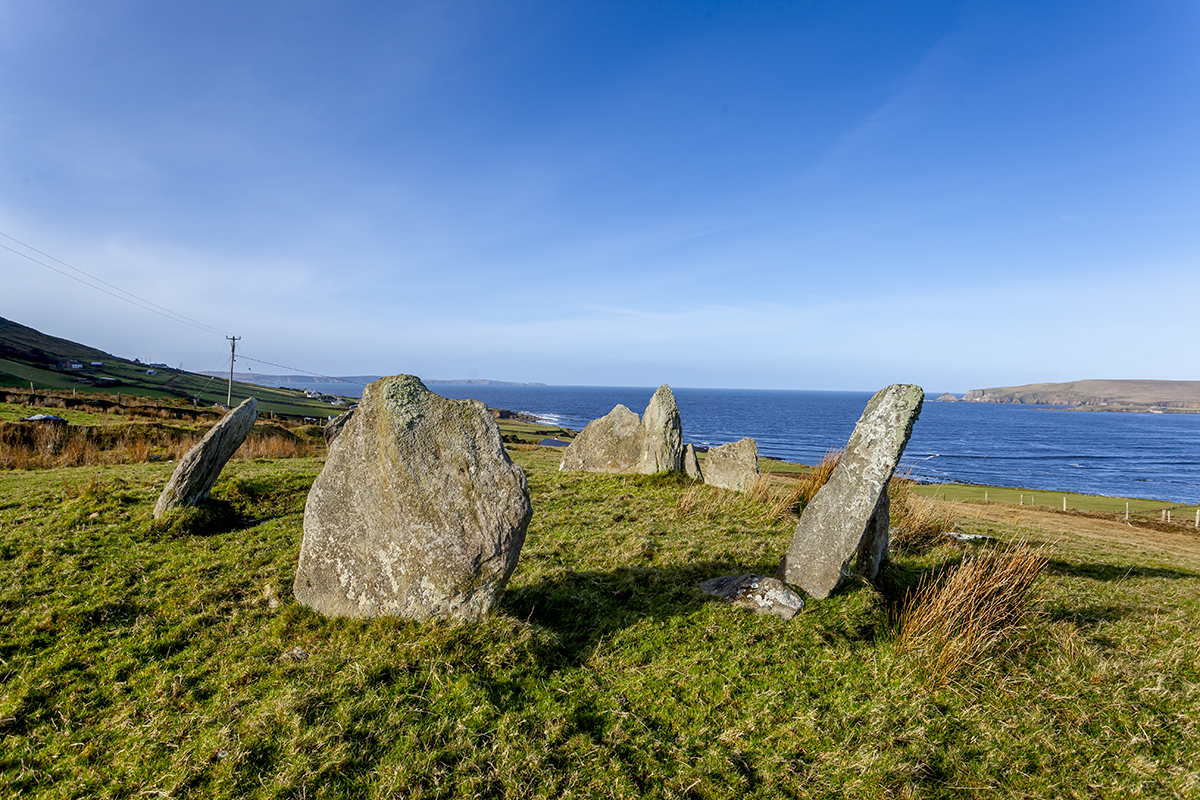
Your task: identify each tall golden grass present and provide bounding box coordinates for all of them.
[0,421,313,469]
[888,473,953,552]
[898,543,1048,684]
[784,448,842,511]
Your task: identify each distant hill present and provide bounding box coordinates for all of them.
[213,373,546,388]
[0,316,115,366]
[962,380,1200,411]
[0,316,352,418]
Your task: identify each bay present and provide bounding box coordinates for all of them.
[421,384,1200,505]
[277,380,1200,503]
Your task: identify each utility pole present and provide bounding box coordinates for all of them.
[226,336,240,407]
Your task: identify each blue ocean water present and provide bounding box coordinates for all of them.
[290,381,1200,504]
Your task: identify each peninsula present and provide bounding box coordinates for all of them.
[961,379,1200,411]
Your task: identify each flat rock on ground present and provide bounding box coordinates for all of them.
[154,398,257,517]
[294,375,531,621]
[777,384,923,599]
[700,574,805,621]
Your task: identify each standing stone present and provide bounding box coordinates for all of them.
[558,404,643,473]
[638,385,684,473]
[701,437,759,492]
[683,443,703,481]
[776,384,923,599]
[154,398,257,517]
[559,384,684,475]
[324,408,354,446]
[294,375,531,621]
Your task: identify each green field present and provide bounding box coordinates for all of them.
[2,444,1197,798]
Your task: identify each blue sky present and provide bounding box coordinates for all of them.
[2,1,1198,391]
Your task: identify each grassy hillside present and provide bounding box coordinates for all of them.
[0,317,353,419]
[1,446,1197,797]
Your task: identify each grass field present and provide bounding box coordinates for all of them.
[1,443,1197,798]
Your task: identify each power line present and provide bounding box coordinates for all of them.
[238,354,366,386]
[0,230,229,337]
[3,229,363,391]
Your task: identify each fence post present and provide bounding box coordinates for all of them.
[1020,494,1024,506]
[1032,494,1035,506]
[985,490,988,503]
[1063,497,1067,511]
[1126,501,1129,520]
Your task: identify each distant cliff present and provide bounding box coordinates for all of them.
[962,380,1200,411]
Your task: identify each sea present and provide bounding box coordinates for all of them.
[283,382,1200,504]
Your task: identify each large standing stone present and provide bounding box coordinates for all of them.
[776,384,923,599]
[559,384,684,475]
[293,375,531,621]
[154,398,257,517]
[702,437,759,492]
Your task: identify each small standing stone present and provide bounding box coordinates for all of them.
[683,443,703,480]
[154,398,257,517]
[324,408,354,446]
[702,437,759,492]
[776,384,923,599]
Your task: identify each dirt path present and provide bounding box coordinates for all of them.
[947,502,1200,563]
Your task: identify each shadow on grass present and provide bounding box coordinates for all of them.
[1046,604,1129,629]
[1046,559,1199,582]
[145,498,246,538]
[501,559,784,664]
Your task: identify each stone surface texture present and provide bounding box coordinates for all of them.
[638,385,684,473]
[683,443,703,481]
[776,384,924,599]
[559,384,683,475]
[324,408,355,445]
[701,437,759,492]
[700,574,805,621]
[154,398,257,517]
[294,375,531,621]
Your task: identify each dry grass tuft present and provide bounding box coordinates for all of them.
[675,484,736,520]
[898,543,1048,684]
[889,473,954,552]
[0,420,313,469]
[777,447,843,514]
[747,473,802,521]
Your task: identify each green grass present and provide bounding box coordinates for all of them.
[1,449,1198,797]
[0,402,124,426]
[1,361,353,420]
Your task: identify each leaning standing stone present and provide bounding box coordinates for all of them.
[776,384,923,599]
[154,397,257,517]
[323,408,354,446]
[701,437,759,492]
[294,375,531,621]
[683,443,703,481]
